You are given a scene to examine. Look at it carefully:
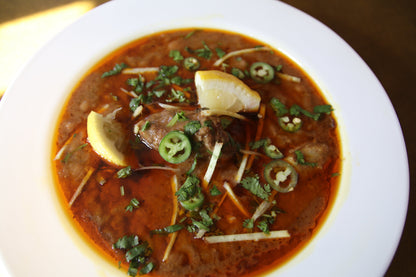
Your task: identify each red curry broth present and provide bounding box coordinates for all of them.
[53,28,341,276]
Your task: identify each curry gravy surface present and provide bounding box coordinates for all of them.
[53,28,341,276]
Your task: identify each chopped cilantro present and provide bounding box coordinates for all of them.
[250,138,269,150]
[295,150,317,167]
[139,262,154,275]
[129,96,144,112]
[270,97,288,117]
[175,175,200,202]
[241,175,271,200]
[167,88,187,103]
[313,104,333,115]
[257,219,270,234]
[169,50,184,62]
[215,47,226,58]
[141,121,151,131]
[203,120,213,129]
[186,155,199,175]
[150,224,185,236]
[167,111,188,127]
[195,42,212,59]
[210,185,222,196]
[117,166,132,178]
[101,63,127,78]
[113,235,153,276]
[113,235,139,250]
[125,198,140,212]
[243,218,254,229]
[184,29,198,39]
[184,120,201,135]
[220,117,232,129]
[191,209,214,231]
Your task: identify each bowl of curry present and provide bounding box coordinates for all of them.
[0,0,408,276]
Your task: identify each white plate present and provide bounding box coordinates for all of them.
[0,0,409,276]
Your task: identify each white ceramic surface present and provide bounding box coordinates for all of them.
[0,0,408,276]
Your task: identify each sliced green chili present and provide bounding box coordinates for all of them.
[183,57,200,71]
[264,160,298,193]
[180,191,205,211]
[264,143,284,159]
[278,116,302,132]
[249,62,275,83]
[159,131,192,164]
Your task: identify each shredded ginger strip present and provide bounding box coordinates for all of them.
[213,46,271,67]
[223,182,250,217]
[200,109,248,121]
[276,72,301,83]
[203,142,223,189]
[204,230,290,243]
[122,67,159,75]
[69,167,95,207]
[162,175,179,262]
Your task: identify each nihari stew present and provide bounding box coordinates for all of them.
[53,28,341,276]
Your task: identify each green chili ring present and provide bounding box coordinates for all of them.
[183,57,200,71]
[264,160,298,193]
[180,191,205,211]
[264,144,284,159]
[278,116,302,132]
[159,131,192,164]
[249,62,275,83]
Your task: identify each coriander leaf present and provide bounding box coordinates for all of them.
[127,78,139,87]
[243,218,254,229]
[113,235,139,250]
[313,104,333,115]
[186,155,198,175]
[195,42,212,59]
[139,262,154,275]
[191,209,214,231]
[270,97,288,117]
[175,175,200,201]
[151,224,185,236]
[152,90,165,98]
[215,47,226,58]
[250,138,269,150]
[141,121,151,131]
[210,185,222,196]
[117,166,132,178]
[203,120,213,129]
[184,120,201,135]
[101,63,127,78]
[241,175,271,200]
[126,243,148,262]
[167,111,188,127]
[290,104,318,120]
[157,65,178,78]
[184,29,198,39]
[169,50,184,62]
[125,198,140,212]
[257,219,270,234]
[220,117,232,129]
[167,88,186,103]
[295,150,317,167]
[129,96,144,112]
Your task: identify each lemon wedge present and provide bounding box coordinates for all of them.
[87,111,127,167]
[195,70,261,113]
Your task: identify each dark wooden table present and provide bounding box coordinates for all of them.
[1,0,414,275]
